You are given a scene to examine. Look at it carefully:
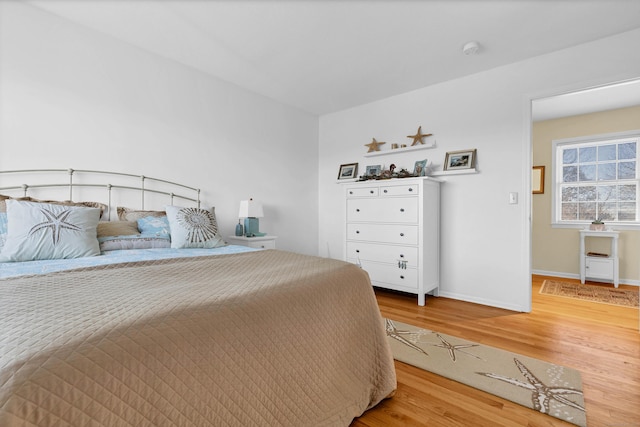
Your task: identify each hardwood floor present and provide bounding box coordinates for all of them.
[352,275,639,427]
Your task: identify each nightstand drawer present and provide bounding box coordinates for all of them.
[226,236,277,249]
[246,240,276,249]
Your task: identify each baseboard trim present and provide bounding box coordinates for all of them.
[436,291,529,313]
[531,269,640,287]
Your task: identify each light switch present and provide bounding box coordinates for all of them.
[509,192,518,204]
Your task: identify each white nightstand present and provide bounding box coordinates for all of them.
[579,229,619,287]
[226,235,277,249]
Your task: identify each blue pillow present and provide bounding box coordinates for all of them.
[137,215,171,238]
[0,212,7,251]
[0,212,7,234]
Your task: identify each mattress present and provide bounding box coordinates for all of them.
[0,245,256,279]
[0,249,396,426]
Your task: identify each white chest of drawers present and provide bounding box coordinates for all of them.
[343,177,440,306]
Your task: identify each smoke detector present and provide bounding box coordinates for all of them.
[462,41,481,56]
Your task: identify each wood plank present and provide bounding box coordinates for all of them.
[352,275,640,427]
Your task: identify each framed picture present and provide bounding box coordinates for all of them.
[532,165,545,194]
[365,164,381,177]
[444,149,476,171]
[337,163,358,180]
[413,159,428,176]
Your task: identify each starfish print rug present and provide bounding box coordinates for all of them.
[385,318,586,427]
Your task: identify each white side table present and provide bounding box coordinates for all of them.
[226,235,277,250]
[579,230,619,288]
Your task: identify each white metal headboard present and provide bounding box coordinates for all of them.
[0,168,201,220]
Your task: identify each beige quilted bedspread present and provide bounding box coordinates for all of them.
[0,250,396,426]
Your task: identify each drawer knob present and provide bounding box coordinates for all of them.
[400,254,404,258]
[356,230,360,234]
[384,189,388,193]
[400,208,405,212]
[400,275,405,279]
[349,191,353,194]
[356,249,360,253]
[400,233,404,237]
[408,188,413,192]
[356,208,360,212]
[370,190,374,194]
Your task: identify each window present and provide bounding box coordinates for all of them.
[552,131,639,228]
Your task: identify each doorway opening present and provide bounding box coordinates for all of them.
[529,79,640,328]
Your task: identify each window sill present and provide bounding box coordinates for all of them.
[551,222,640,231]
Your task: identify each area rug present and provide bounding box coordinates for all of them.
[385,318,586,427]
[540,280,639,308]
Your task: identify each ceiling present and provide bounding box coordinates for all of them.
[27,0,640,116]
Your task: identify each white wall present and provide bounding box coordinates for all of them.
[0,2,319,255]
[319,28,640,311]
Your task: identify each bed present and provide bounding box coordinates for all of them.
[0,169,396,426]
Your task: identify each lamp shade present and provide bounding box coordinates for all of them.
[238,199,264,218]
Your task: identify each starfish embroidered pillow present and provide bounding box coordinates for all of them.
[0,200,101,262]
[165,205,226,249]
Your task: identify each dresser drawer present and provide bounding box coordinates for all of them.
[380,184,419,196]
[358,261,418,292]
[346,242,417,265]
[347,223,418,245]
[347,197,418,223]
[346,187,378,198]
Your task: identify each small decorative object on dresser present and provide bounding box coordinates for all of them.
[343,177,441,306]
[226,235,277,249]
[444,149,476,171]
[414,159,428,176]
[365,165,382,177]
[338,163,358,180]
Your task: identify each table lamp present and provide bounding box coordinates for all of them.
[238,198,264,237]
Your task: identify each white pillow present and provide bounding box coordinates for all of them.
[165,205,226,249]
[0,200,100,262]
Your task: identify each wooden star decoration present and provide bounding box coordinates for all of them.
[365,138,386,152]
[407,126,433,146]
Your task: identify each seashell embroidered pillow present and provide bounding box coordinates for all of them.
[165,205,226,249]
